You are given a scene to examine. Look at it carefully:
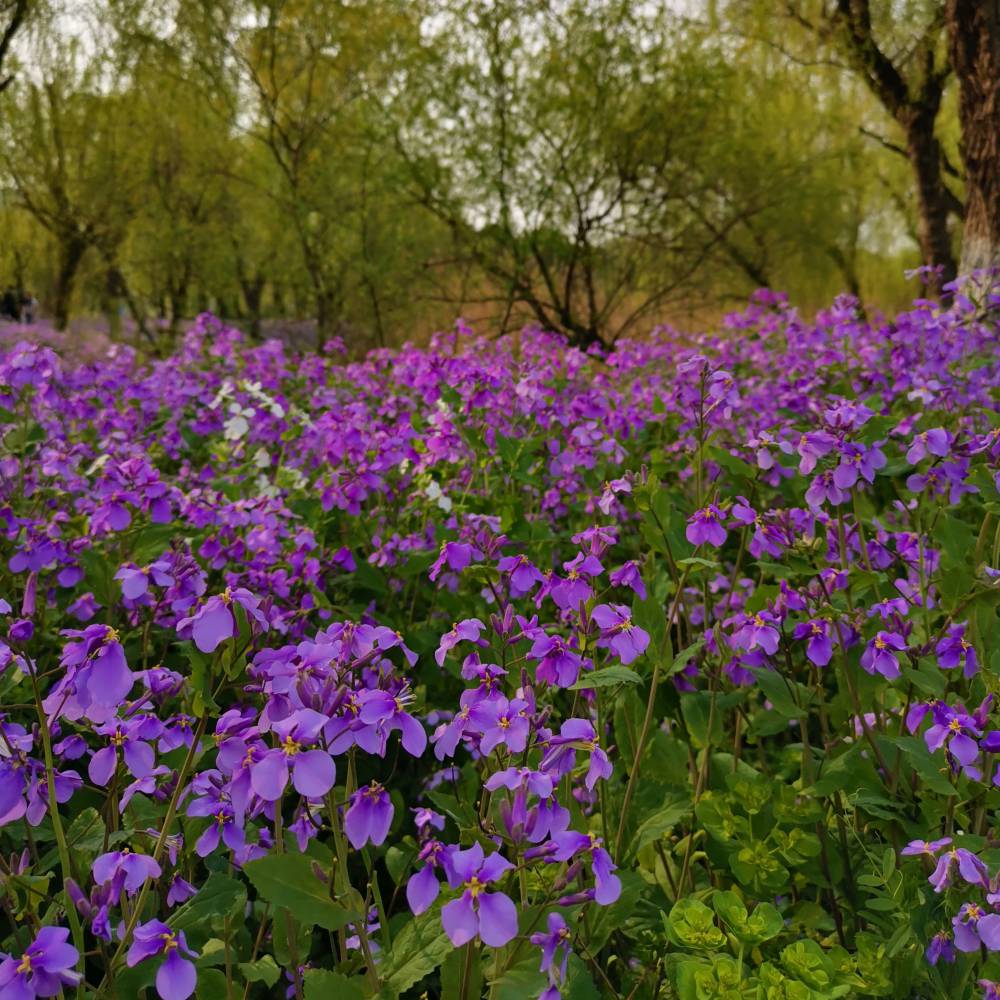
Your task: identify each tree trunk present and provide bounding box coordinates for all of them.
[316,289,336,349]
[947,0,1000,274]
[238,267,265,340]
[52,236,87,331]
[903,107,959,292]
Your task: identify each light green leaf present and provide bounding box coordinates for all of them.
[243,854,357,932]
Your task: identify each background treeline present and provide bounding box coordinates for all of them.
[0,1,992,348]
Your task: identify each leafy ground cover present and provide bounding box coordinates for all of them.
[0,283,998,1000]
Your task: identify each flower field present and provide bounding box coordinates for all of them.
[0,284,999,1000]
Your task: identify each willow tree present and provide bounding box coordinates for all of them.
[947,1,1000,273]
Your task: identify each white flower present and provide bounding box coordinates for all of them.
[223,402,254,441]
[425,480,453,512]
[255,474,279,499]
[209,380,235,410]
[252,448,271,469]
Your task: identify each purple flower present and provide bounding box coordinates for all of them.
[609,561,646,599]
[953,903,1000,952]
[93,849,162,902]
[540,719,612,790]
[186,791,245,858]
[0,926,80,998]
[550,554,602,611]
[485,767,567,844]
[686,505,727,547]
[591,604,650,665]
[805,470,849,508]
[345,782,394,848]
[471,696,531,755]
[936,624,978,678]
[88,718,159,786]
[115,558,174,601]
[250,709,335,802]
[177,587,268,653]
[529,634,586,688]
[429,541,480,582]
[731,611,780,656]
[925,930,956,966]
[435,619,487,667]
[357,688,427,757]
[832,442,886,490]
[907,427,950,464]
[406,840,448,914]
[166,874,197,907]
[440,843,518,947]
[498,555,546,597]
[901,837,952,857]
[859,631,906,680]
[126,920,198,1000]
[792,619,833,666]
[597,477,631,514]
[925,705,982,778]
[52,624,134,718]
[929,848,989,892]
[549,831,621,904]
[531,911,572,985]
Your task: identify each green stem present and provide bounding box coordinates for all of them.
[95,714,207,998]
[28,664,86,989]
[613,566,690,863]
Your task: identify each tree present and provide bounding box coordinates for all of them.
[397,0,815,348]
[1,64,143,329]
[0,0,29,95]
[946,0,1000,273]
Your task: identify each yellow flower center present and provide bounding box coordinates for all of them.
[465,875,484,899]
[949,718,962,732]
[16,953,32,974]
[874,637,887,650]
[160,932,179,951]
[281,735,301,756]
[753,614,765,628]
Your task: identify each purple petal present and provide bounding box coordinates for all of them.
[156,950,197,1000]
[441,893,477,946]
[406,865,440,915]
[291,750,335,798]
[192,603,235,654]
[250,751,289,801]
[476,890,518,946]
[88,746,118,786]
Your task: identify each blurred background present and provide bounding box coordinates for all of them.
[0,1,974,349]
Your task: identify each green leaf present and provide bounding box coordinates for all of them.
[195,968,228,999]
[169,873,246,935]
[489,957,548,1000]
[752,667,809,719]
[630,793,692,855]
[668,638,705,676]
[239,956,281,988]
[243,854,357,933]
[665,897,727,951]
[676,556,721,571]
[303,969,365,999]
[377,906,452,996]
[569,664,642,689]
[441,943,482,1000]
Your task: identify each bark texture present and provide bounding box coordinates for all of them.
[947,0,1000,273]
